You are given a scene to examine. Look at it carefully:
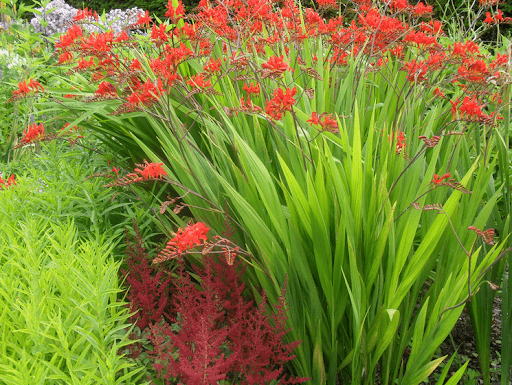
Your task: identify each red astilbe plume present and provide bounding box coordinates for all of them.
[228,279,307,384]
[148,256,236,384]
[122,221,173,330]
[146,252,308,384]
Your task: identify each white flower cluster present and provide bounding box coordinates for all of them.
[0,48,27,70]
[30,0,145,36]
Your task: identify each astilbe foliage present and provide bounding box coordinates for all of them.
[122,222,172,330]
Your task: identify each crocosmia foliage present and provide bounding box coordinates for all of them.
[12,0,512,382]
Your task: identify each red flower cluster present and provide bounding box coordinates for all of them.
[261,55,291,75]
[203,57,222,74]
[136,10,152,26]
[127,78,165,106]
[483,9,511,24]
[403,59,428,82]
[459,96,483,118]
[21,123,45,143]
[134,161,167,179]
[187,73,212,89]
[238,96,263,115]
[388,131,406,153]
[165,0,185,24]
[59,122,80,135]
[242,82,260,95]
[431,172,451,186]
[55,25,83,50]
[0,174,16,190]
[151,23,169,45]
[265,87,297,120]
[161,222,210,254]
[95,81,117,96]
[11,79,44,99]
[73,7,98,22]
[307,111,339,133]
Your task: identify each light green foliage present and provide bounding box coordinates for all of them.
[0,136,152,384]
[0,218,143,384]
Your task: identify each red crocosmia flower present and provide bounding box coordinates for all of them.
[165,0,185,23]
[74,7,98,22]
[459,96,483,118]
[27,79,44,93]
[265,87,297,120]
[77,57,95,69]
[163,222,210,253]
[413,2,433,17]
[495,9,504,22]
[484,12,495,24]
[203,57,222,74]
[137,10,152,25]
[130,58,142,71]
[307,111,321,125]
[187,73,212,89]
[449,97,460,120]
[432,172,451,186]
[387,131,406,153]
[262,55,291,74]
[81,31,114,54]
[96,81,117,96]
[151,23,169,44]
[490,53,508,70]
[58,51,74,64]
[55,24,83,49]
[433,87,445,98]
[396,131,406,149]
[0,174,16,189]
[59,122,80,134]
[134,162,167,179]
[390,0,409,12]
[242,82,260,95]
[127,78,165,106]
[21,123,45,143]
[403,59,427,82]
[115,30,130,43]
[316,0,337,7]
[307,111,339,133]
[491,92,502,104]
[14,80,30,96]
[12,79,44,96]
[239,97,263,114]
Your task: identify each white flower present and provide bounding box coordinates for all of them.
[0,48,27,70]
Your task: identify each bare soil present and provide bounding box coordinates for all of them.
[429,295,504,384]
